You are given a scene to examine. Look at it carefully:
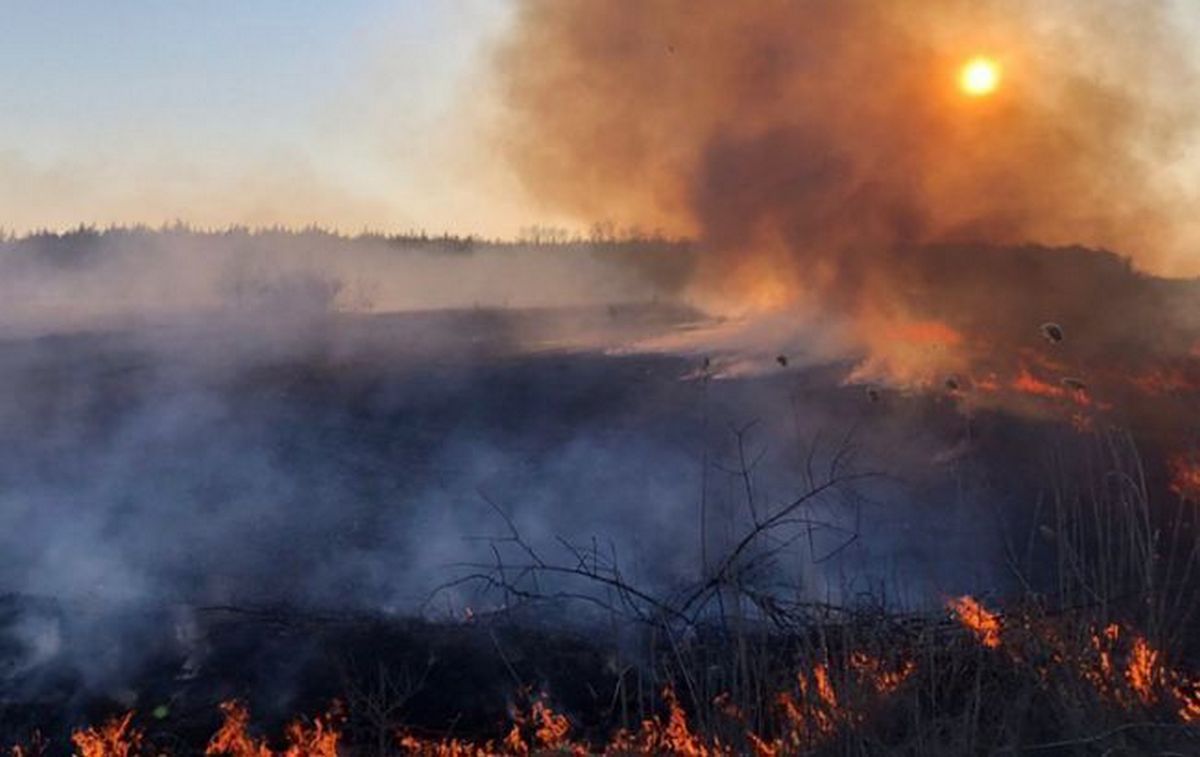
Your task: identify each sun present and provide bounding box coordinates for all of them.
[959,57,1000,97]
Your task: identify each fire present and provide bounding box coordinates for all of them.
[1011,365,1090,406]
[397,733,496,756]
[947,595,1002,648]
[401,695,589,757]
[1081,624,1184,710]
[206,701,271,757]
[847,316,969,388]
[70,713,141,757]
[50,630,1200,754]
[1126,636,1161,705]
[528,700,572,750]
[205,700,341,757]
[883,320,963,347]
[771,665,842,744]
[506,697,580,754]
[657,686,711,756]
[396,660,916,757]
[848,652,917,694]
[1176,680,1200,723]
[714,253,799,314]
[971,611,1200,722]
[604,686,712,756]
[1169,455,1200,501]
[1129,367,1200,395]
[959,56,1001,97]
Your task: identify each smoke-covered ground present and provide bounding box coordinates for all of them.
[4,2,1200,751]
[0,229,1195,740]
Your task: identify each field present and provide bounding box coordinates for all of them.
[0,231,1198,754]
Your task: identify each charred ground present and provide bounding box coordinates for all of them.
[0,232,1197,753]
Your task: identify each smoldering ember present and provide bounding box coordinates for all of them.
[3,3,1200,756]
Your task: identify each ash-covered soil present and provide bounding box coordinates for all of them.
[0,304,1187,747]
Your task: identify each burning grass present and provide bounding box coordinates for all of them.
[70,713,140,757]
[4,394,1200,754]
[14,603,1197,755]
[946,595,1002,649]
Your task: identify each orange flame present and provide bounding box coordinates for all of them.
[848,652,917,694]
[882,319,964,347]
[1080,623,1196,713]
[603,686,716,756]
[55,637,1200,756]
[400,696,587,757]
[71,713,141,757]
[1129,367,1200,395]
[1126,636,1161,706]
[947,595,1002,648]
[206,701,271,757]
[1169,455,1200,501]
[206,700,341,757]
[770,664,844,751]
[1011,366,1090,406]
[1175,679,1200,723]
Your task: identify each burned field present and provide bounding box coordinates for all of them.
[0,246,1198,754]
[9,0,1200,752]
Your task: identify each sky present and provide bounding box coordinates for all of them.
[0,0,527,236]
[2,2,1200,241]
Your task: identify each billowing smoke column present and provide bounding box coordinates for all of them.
[492,0,1200,389]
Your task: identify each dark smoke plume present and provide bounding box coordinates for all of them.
[492,0,1200,387]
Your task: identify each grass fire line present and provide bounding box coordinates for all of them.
[11,600,1196,755]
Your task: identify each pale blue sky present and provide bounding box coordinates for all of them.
[0,1,521,234]
[3,2,1200,239]
[3,2,373,156]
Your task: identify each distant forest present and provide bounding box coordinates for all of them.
[0,223,699,299]
[0,222,693,255]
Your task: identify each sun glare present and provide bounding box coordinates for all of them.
[959,57,1000,97]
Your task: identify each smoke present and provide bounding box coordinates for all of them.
[0,228,672,338]
[0,229,696,700]
[0,230,1018,707]
[491,0,1200,387]
[5,0,1200,708]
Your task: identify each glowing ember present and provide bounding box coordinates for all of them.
[1169,455,1200,501]
[849,652,917,694]
[947,595,1002,648]
[1176,680,1200,723]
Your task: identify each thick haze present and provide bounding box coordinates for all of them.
[0,1,532,236]
[492,0,1200,390]
[495,1,1200,278]
[2,3,1199,706]
[3,2,1200,247]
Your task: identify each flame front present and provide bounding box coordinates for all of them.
[46,630,1200,756]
